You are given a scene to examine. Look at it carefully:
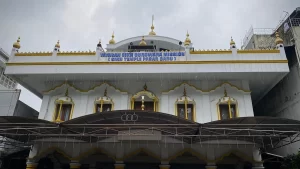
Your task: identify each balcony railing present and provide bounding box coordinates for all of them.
[0,73,16,89]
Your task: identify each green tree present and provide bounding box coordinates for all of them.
[281,151,300,169]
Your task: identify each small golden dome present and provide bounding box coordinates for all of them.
[13,37,21,49]
[55,40,60,48]
[109,32,115,44]
[139,36,147,46]
[230,37,235,45]
[184,31,191,46]
[149,25,156,36]
[275,31,283,45]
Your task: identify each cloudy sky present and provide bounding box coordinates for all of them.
[0,0,299,111]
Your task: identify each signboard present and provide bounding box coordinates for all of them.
[100,52,185,62]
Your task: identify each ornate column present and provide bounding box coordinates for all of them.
[159,164,170,169]
[70,161,81,169]
[252,149,264,169]
[205,163,217,169]
[26,162,38,169]
[115,163,125,169]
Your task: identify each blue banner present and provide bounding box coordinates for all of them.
[100,52,185,62]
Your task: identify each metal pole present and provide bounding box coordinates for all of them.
[283,10,300,68]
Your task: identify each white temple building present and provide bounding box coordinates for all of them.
[2,19,299,169]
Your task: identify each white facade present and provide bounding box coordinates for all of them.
[4,33,289,169]
[37,81,254,124]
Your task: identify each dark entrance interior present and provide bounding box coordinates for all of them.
[169,151,206,169]
[134,101,154,111]
[124,150,160,169]
[216,153,252,169]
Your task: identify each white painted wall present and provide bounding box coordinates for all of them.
[39,80,253,123]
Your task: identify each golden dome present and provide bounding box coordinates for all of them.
[230,37,235,45]
[184,31,191,46]
[149,25,156,36]
[13,37,21,49]
[275,31,283,45]
[55,40,60,48]
[109,32,115,44]
[139,36,147,46]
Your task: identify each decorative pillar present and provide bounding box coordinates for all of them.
[26,162,38,169]
[70,161,81,169]
[205,163,217,169]
[252,149,264,169]
[115,163,125,169]
[159,164,170,169]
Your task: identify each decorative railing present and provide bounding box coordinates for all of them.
[0,73,17,89]
[242,26,275,49]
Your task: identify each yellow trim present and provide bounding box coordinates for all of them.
[43,82,127,94]
[57,51,96,56]
[6,60,288,66]
[15,52,52,56]
[166,148,207,162]
[29,147,72,161]
[175,98,196,122]
[71,147,116,161]
[190,49,280,54]
[162,82,250,94]
[190,50,232,54]
[26,163,38,169]
[216,97,240,120]
[94,98,114,113]
[214,150,255,163]
[130,90,159,111]
[52,98,75,122]
[237,49,280,54]
[217,97,239,120]
[121,148,160,161]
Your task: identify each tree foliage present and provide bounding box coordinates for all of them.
[281,151,300,169]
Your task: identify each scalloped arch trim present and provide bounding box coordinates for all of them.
[215,150,254,163]
[132,90,158,100]
[30,147,72,161]
[43,82,127,94]
[72,147,116,161]
[122,148,160,161]
[162,82,250,94]
[166,148,207,162]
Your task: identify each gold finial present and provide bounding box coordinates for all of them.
[183,85,187,96]
[13,37,21,49]
[139,36,147,46]
[109,31,116,44]
[224,88,227,97]
[55,40,60,48]
[149,15,156,36]
[230,37,235,45]
[143,83,148,91]
[275,31,283,45]
[104,87,107,97]
[184,31,191,46]
[65,87,69,96]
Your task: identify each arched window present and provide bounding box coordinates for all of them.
[175,86,196,121]
[53,88,74,122]
[94,88,114,113]
[217,88,238,120]
[131,83,158,111]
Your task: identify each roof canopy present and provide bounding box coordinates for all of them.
[1,111,300,152]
